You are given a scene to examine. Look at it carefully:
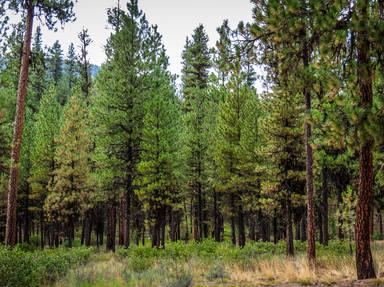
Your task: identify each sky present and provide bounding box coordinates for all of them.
[39,0,254,77]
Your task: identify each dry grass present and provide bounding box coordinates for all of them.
[56,241,384,287]
[215,242,384,286]
[225,255,351,286]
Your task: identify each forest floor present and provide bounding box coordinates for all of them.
[54,240,384,287]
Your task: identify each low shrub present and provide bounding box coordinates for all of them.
[374,232,384,241]
[0,245,92,287]
[166,272,193,287]
[128,256,154,273]
[206,263,227,281]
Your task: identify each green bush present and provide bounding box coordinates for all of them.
[0,246,35,287]
[115,239,355,267]
[129,256,154,273]
[166,272,193,287]
[206,263,227,281]
[373,232,384,241]
[0,245,92,287]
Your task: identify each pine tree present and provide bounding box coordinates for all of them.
[250,0,319,264]
[93,0,170,250]
[181,24,212,241]
[78,28,92,100]
[47,40,63,87]
[307,0,383,277]
[263,86,305,256]
[3,0,75,246]
[0,24,24,243]
[29,85,61,247]
[62,43,78,105]
[28,26,46,113]
[19,110,34,243]
[214,20,232,86]
[215,53,260,247]
[45,91,90,247]
[135,72,181,248]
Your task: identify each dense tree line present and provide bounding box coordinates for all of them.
[0,0,384,280]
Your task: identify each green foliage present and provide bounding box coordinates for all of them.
[116,239,355,265]
[215,56,261,198]
[78,28,92,99]
[206,263,227,281]
[29,85,62,211]
[29,26,47,112]
[92,0,169,205]
[47,40,63,86]
[337,186,357,242]
[0,0,76,31]
[129,256,154,273]
[135,75,182,223]
[45,91,91,225]
[0,246,92,287]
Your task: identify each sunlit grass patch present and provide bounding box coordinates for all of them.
[57,240,384,286]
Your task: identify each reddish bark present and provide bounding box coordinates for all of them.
[5,0,34,246]
[355,0,376,279]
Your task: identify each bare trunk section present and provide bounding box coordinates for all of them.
[106,200,116,252]
[355,0,376,279]
[356,140,375,279]
[286,195,294,257]
[322,168,329,246]
[303,39,316,265]
[23,184,30,243]
[213,189,221,242]
[230,194,236,245]
[238,202,245,248]
[5,0,34,246]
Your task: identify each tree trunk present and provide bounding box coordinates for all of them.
[286,196,294,257]
[295,221,301,241]
[125,183,131,248]
[318,208,324,244]
[355,0,376,279]
[249,214,256,241]
[213,189,221,242]
[230,194,236,245]
[356,140,376,279]
[202,195,208,239]
[106,200,116,252]
[273,212,278,244]
[5,0,35,247]
[238,203,245,248]
[301,212,307,242]
[84,211,92,246]
[337,184,344,240]
[303,37,315,266]
[322,168,329,246]
[23,185,30,243]
[193,190,199,241]
[198,182,203,240]
[118,196,125,245]
[183,198,189,242]
[81,220,85,245]
[40,211,44,248]
[67,222,73,248]
[152,210,160,248]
